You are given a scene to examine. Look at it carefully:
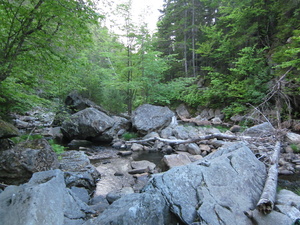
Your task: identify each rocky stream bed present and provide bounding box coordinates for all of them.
[1,93,300,224]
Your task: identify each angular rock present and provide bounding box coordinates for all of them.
[162,153,192,169]
[173,125,189,139]
[89,195,110,214]
[0,120,19,139]
[83,192,173,225]
[65,91,108,114]
[59,150,100,192]
[0,169,92,225]
[131,160,156,171]
[71,186,90,204]
[161,127,173,139]
[145,142,267,225]
[187,143,201,155]
[176,104,191,119]
[132,104,175,134]
[176,144,188,151]
[106,187,134,204]
[243,122,275,137]
[211,117,222,125]
[143,131,160,139]
[230,125,241,133]
[92,116,130,143]
[61,107,115,141]
[0,139,59,185]
[131,143,144,151]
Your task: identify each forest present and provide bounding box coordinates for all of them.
[0,0,299,123]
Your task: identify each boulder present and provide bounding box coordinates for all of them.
[145,142,267,224]
[0,169,93,225]
[83,192,174,225]
[243,122,275,137]
[0,120,19,139]
[92,116,130,143]
[65,91,108,114]
[59,150,100,192]
[132,104,175,134]
[61,107,115,141]
[0,139,59,185]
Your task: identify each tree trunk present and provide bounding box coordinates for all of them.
[256,141,281,214]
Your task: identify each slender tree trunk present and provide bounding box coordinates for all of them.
[184,8,188,76]
[127,45,133,115]
[191,0,196,77]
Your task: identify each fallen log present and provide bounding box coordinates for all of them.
[256,141,281,214]
[126,133,249,145]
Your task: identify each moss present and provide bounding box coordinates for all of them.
[0,120,19,138]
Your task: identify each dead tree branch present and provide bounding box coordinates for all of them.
[256,141,281,214]
[126,133,252,145]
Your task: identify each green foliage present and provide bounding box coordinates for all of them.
[11,134,43,144]
[11,134,65,155]
[122,132,138,141]
[290,144,300,153]
[48,139,65,155]
[0,0,99,115]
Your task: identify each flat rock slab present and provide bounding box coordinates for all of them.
[94,158,135,197]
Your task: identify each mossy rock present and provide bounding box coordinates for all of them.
[0,120,19,139]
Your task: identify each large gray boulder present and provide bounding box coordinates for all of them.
[61,107,115,141]
[0,139,59,185]
[83,192,175,225]
[144,142,267,225]
[0,169,93,225]
[132,104,175,134]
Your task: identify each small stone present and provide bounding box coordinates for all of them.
[211,117,222,125]
[187,143,201,155]
[131,143,144,151]
[117,151,132,157]
[114,172,124,176]
[230,125,241,133]
[162,154,191,169]
[199,144,210,151]
[177,144,187,151]
[284,146,294,153]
